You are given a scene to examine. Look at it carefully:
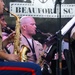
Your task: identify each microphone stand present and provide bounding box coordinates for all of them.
[54,0,75,74]
[54,0,62,75]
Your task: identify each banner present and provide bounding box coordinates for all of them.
[10,1,75,18]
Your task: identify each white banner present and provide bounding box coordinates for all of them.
[61,4,75,18]
[10,2,75,18]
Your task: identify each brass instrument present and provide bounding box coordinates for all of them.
[37,47,52,74]
[36,29,52,74]
[4,8,30,62]
[0,24,2,50]
[4,27,14,32]
[20,45,30,62]
[36,29,52,37]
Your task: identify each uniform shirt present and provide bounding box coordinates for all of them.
[2,33,43,63]
[20,34,43,63]
[2,32,8,41]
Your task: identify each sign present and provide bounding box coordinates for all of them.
[61,4,75,18]
[10,1,75,18]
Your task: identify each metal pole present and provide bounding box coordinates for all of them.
[55,0,62,75]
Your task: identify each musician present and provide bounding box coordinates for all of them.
[0,0,42,75]
[0,13,14,54]
[70,26,75,39]
[0,13,8,40]
[20,16,44,63]
[70,26,75,75]
[20,16,52,75]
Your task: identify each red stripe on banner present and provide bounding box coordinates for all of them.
[0,66,36,75]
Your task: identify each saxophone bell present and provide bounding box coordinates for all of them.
[20,45,30,62]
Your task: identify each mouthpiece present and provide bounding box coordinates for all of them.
[4,8,9,13]
[36,29,42,33]
[4,7,18,19]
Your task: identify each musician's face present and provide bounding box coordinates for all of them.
[0,16,7,28]
[24,17,37,36]
[21,16,37,36]
[0,0,5,13]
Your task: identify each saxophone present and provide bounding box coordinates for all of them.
[37,48,52,74]
[36,29,52,74]
[4,8,30,62]
[0,24,2,51]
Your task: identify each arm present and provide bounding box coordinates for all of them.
[0,50,9,60]
[0,50,20,61]
[2,37,10,48]
[0,32,20,61]
[2,32,15,48]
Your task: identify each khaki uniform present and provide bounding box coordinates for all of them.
[20,35,43,63]
[5,34,43,63]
